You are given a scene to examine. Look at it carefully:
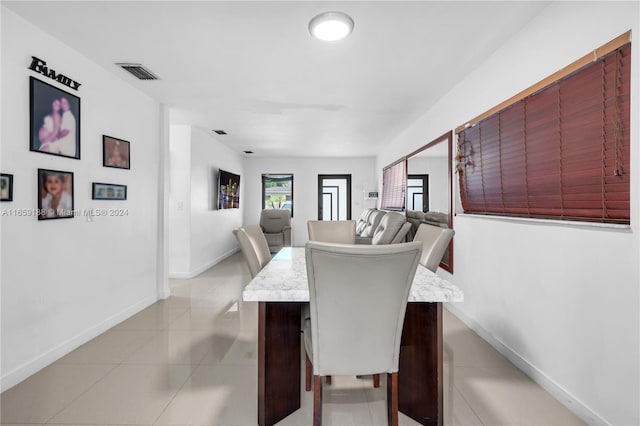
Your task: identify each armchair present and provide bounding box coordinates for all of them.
[259,209,292,253]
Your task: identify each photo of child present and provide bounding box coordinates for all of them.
[0,174,13,201]
[38,169,74,220]
[103,136,130,169]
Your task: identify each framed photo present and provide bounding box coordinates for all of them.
[103,135,130,169]
[37,169,74,220]
[0,174,13,201]
[30,77,81,159]
[92,182,127,200]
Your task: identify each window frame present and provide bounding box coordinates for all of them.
[261,173,294,218]
[456,35,631,226]
[380,158,407,212]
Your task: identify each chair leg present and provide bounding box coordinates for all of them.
[305,353,312,392]
[313,375,323,426]
[386,372,398,426]
[325,375,332,385]
[373,373,380,388]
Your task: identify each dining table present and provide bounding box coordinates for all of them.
[242,246,464,426]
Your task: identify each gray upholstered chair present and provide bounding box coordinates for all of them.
[307,220,356,244]
[233,225,272,278]
[371,211,409,245]
[303,241,423,426]
[259,209,292,253]
[412,223,455,272]
[354,208,385,244]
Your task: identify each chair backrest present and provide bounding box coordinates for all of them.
[412,223,455,272]
[307,220,356,244]
[305,241,422,376]
[371,211,406,245]
[260,209,291,234]
[233,225,272,278]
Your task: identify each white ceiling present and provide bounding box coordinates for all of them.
[5,1,549,158]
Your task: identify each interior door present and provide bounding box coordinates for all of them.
[407,174,429,212]
[317,174,352,220]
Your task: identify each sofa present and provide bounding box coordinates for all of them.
[355,208,411,245]
[355,208,385,244]
[406,210,449,241]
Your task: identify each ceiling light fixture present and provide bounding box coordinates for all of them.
[309,11,354,41]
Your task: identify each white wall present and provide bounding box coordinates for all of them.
[1,8,162,390]
[377,2,639,425]
[168,125,243,278]
[169,125,191,274]
[243,157,376,246]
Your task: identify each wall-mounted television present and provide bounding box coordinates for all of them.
[218,169,240,209]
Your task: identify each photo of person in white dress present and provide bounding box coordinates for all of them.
[57,97,76,157]
[30,77,80,159]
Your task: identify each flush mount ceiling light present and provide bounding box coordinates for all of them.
[309,11,354,41]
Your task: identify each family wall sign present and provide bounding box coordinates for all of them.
[28,56,81,91]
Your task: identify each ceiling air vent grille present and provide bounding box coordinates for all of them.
[116,63,159,80]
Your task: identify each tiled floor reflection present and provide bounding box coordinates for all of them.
[1,252,585,425]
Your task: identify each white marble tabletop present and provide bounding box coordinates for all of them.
[242,247,464,303]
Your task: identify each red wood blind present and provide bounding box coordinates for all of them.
[381,158,407,211]
[457,43,630,224]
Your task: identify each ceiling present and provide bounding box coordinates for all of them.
[5,1,549,158]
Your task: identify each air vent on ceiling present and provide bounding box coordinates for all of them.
[116,63,159,80]
[213,130,227,135]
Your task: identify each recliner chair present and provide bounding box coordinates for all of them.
[259,209,292,253]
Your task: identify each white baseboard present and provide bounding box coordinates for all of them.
[444,304,609,426]
[0,295,157,392]
[169,248,239,279]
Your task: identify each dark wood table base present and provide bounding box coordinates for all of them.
[258,302,302,426]
[399,302,443,426]
[257,301,443,426]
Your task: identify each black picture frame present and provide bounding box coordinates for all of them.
[0,174,14,202]
[37,168,74,220]
[92,182,127,200]
[30,77,81,159]
[102,135,130,169]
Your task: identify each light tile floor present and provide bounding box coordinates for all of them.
[1,253,586,426]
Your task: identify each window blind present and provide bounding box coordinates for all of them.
[381,158,406,211]
[457,42,630,225]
